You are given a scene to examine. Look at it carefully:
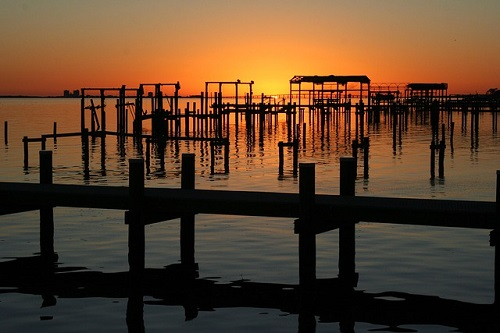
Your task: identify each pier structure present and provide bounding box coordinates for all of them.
[289,75,371,141]
[404,82,448,112]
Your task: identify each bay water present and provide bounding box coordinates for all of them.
[0,97,498,332]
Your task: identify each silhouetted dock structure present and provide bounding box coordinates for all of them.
[1,151,500,331]
[15,76,500,182]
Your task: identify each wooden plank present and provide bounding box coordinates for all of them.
[0,182,497,229]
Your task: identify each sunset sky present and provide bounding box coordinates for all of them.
[1,0,499,96]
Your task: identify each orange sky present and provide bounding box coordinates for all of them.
[1,0,499,96]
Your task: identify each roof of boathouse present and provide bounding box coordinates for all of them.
[290,75,371,85]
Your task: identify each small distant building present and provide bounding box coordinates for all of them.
[63,89,80,97]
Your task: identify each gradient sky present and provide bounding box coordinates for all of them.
[1,0,499,96]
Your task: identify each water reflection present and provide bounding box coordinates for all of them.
[1,256,498,332]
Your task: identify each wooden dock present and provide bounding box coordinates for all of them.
[1,151,499,295]
[1,150,500,330]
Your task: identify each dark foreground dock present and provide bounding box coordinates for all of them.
[1,151,500,332]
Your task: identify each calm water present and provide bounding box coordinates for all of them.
[0,98,499,332]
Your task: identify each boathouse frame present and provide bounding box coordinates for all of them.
[289,75,371,111]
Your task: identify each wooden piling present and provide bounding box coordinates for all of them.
[53,122,57,143]
[23,136,28,169]
[181,154,196,267]
[298,163,316,290]
[363,137,369,179]
[351,139,358,160]
[293,139,299,177]
[339,157,357,287]
[4,121,7,145]
[278,142,284,176]
[450,122,455,152]
[430,141,436,179]
[128,158,145,281]
[39,150,55,261]
[82,129,89,178]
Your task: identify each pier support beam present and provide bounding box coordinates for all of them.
[298,163,316,291]
[40,150,56,262]
[338,157,358,287]
[128,158,145,281]
[181,153,196,268]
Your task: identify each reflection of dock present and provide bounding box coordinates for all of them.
[1,256,499,331]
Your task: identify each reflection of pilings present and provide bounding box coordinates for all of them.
[351,138,369,179]
[430,129,446,180]
[210,138,230,174]
[278,139,299,177]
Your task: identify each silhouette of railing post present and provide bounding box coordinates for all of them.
[181,153,196,268]
[128,158,145,282]
[298,163,316,291]
[40,150,56,262]
[338,157,358,288]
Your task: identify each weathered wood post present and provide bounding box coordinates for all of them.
[430,140,436,179]
[126,160,145,332]
[298,163,316,291]
[302,122,307,148]
[145,138,151,173]
[23,136,28,169]
[128,158,145,281]
[278,141,284,176]
[363,137,369,179]
[82,128,89,178]
[351,139,358,160]
[339,157,357,287]
[439,124,446,179]
[450,122,455,152]
[224,138,230,174]
[293,139,299,177]
[40,150,56,261]
[181,153,196,268]
[53,122,57,143]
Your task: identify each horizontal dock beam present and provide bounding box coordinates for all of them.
[0,181,497,230]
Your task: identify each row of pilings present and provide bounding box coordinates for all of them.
[10,88,499,181]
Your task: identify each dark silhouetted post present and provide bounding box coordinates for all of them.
[40,150,55,261]
[82,128,89,178]
[23,136,29,169]
[298,163,316,291]
[128,158,145,280]
[181,153,195,267]
[363,137,369,179]
[293,139,299,177]
[4,121,7,145]
[53,122,57,143]
[278,141,284,176]
[339,157,357,287]
[430,141,436,179]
